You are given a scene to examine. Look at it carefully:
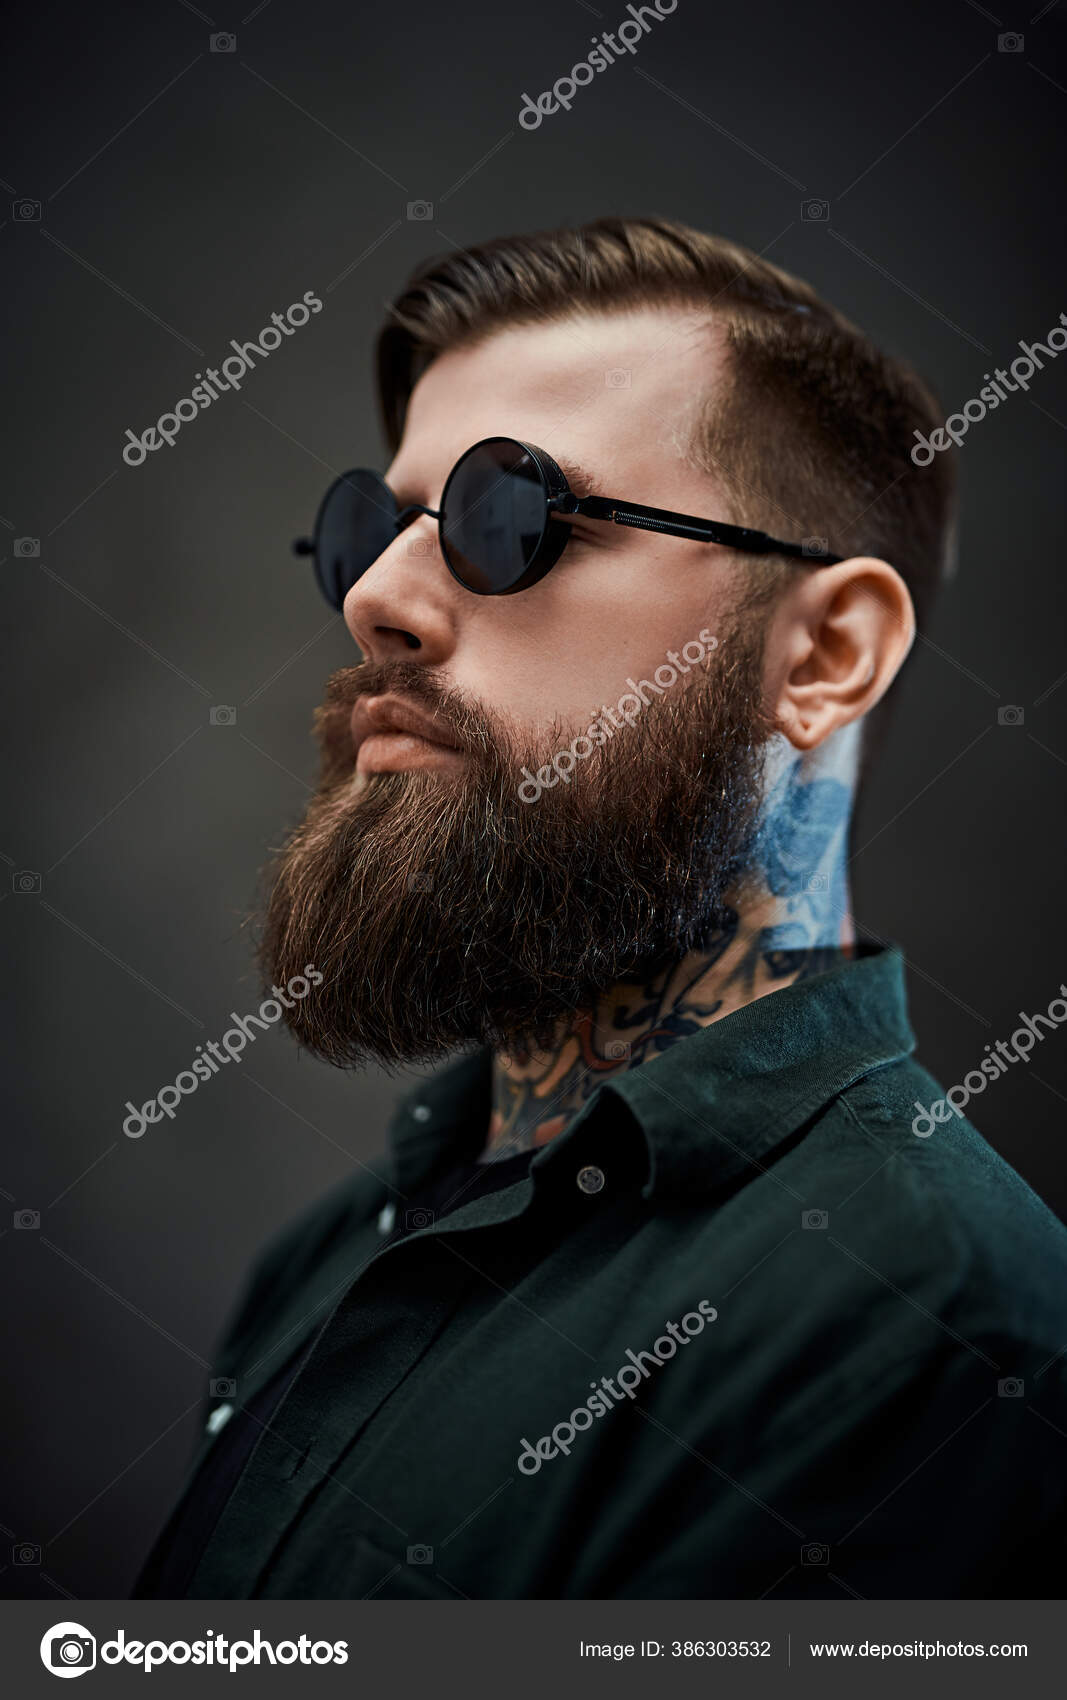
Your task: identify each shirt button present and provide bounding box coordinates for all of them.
[577,1164,605,1195]
[411,1104,431,1123]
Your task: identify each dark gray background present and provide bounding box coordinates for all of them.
[2,0,1065,1602]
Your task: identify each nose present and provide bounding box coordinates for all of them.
[342,512,459,664]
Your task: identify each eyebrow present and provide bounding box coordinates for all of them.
[551,453,599,501]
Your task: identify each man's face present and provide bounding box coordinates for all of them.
[347,305,741,747]
[259,306,777,1066]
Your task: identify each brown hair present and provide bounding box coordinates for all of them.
[375,216,958,765]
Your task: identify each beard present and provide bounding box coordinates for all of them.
[256,618,774,1068]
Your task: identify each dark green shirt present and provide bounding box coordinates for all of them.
[136,947,1067,1599]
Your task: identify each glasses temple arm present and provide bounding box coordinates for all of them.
[567,495,842,565]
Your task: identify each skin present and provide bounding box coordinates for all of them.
[341,305,915,1160]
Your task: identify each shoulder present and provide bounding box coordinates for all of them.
[651,1050,1067,1423]
[820,1053,1067,1342]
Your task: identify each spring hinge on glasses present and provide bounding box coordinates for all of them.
[609,508,672,532]
[610,508,712,541]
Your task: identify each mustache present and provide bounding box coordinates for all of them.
[315,659,504,778]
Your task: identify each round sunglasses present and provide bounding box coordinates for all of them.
[293,435,843,607]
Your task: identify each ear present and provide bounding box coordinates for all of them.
[766,559,915,752]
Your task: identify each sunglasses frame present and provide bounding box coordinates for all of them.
[293,434,844,608]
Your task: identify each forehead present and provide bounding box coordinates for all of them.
[388,304,730,507]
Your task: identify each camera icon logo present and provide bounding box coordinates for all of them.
[802,536,829,557]
[13,870,42,894]
[806,871,829,893]
[998,32,1024,52]
[14,537,41,557]
[997,705,1024,726]
[40,1622,97,1677]
[605,368,631,389]
[407,200,433,221]
[14,1540,41,1564]
[210,1377,237,1398]
[406,537,435,557]
[210,31,237,51]
[801,198,830,222]
[801,1542,830,1565]
[407,1543,434,1564]
[802,1208,828,1230]
[605,1040,631,1059]
[405,1207,435,1231]
[210,705,237,726]
[13,198,41,222]
[997,1377,1024,1398]
[406,871,434,892]
[14,1208,40,1229]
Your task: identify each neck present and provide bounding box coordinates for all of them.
[482,725,859,1162]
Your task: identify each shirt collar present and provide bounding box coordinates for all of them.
[386,946,914,1203]
[385,1048,492,1195]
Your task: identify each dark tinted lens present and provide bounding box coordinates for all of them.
[315,470,396,609]
[440,439,547,594]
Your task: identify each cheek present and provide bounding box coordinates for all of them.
[452,548,724,734]
[460,642,621,736]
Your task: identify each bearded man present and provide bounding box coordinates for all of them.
[134,218,1067,1601]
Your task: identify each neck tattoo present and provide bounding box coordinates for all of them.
[481,724,859,1163]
